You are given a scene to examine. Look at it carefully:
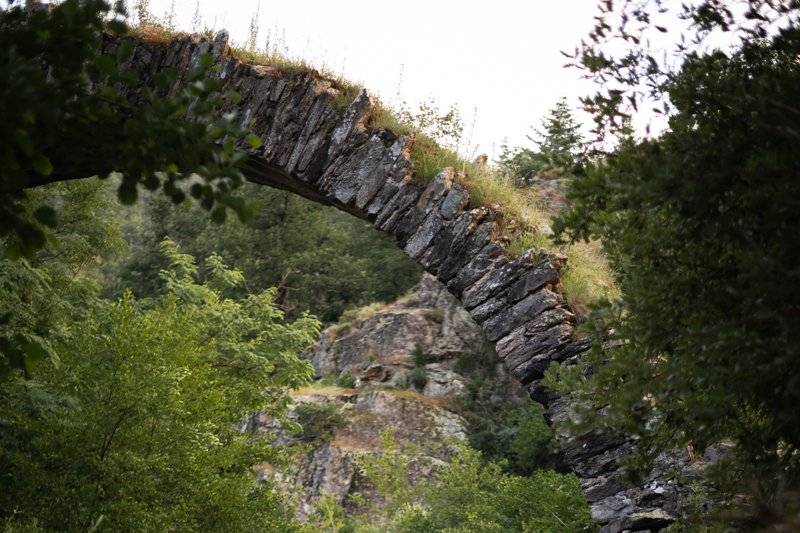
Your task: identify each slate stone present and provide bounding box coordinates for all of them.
[482,288,561,342]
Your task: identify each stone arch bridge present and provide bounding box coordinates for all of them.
[98,32,697,532]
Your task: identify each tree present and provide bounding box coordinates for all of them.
[0,0,259,259]
[0,238,318,531]
[0,180,123,380]
[499,98,585,186]
[101,183,422,323]
[550,0,800,516]
[1,0,262,375]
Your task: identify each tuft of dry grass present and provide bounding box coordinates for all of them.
[131,22,187,46]
[559,240,621,313]
[327,301,388,338]
[368,102,466,184]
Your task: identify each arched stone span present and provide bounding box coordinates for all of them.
[110,32,695,531]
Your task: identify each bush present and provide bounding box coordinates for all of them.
[408,367,428,391]
[411,344,434,367]
[358,441,594,533]
[336,371,356,389]
[294,402,348,442]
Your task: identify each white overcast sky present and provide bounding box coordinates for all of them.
[142,0,599,160]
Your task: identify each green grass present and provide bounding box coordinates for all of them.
[368,102,466,184]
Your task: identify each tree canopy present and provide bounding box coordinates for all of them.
[0,0,258,259]
[548,0,800,521]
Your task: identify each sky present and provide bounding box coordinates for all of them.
[140,0,599,161]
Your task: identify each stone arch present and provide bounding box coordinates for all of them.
[108,33,689,531]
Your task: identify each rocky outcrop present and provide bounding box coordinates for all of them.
[306,273,490,395]
[248,274,519,518]
[114,33,700,530]
[249,387,468,519]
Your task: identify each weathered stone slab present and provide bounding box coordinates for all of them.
[445,242,504,296]
[482,288,562,342]
[462,250,536,309]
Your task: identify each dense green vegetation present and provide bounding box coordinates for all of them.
[543,0,800,526]
[322,432,593,533]
[102,185,421,323]
[498,97,586,186]
[0,182,317,531]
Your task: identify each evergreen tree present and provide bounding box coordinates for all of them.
[499,98,585,186]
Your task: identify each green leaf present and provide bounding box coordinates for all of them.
[106,19,128,35]
[198,53,214,68]
[14,334,49,362]
[32,154,53,176]
[246,134,263,149]
[117,40,135,62]
[94,54,116,76]
[225,91,242,104]
[210,206,227,223]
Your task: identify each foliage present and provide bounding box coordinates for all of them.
[410,344,434,367]
[368,100,467,184]
[0,0,258,260]
[551,20,800,506]
[294,402,348,442]
[103,185,421,323]
[499,98,586,185]
[460,370,558,475]
[336,371,356,389]
[0,180,124,379]
[356,431,416,517]
[571,0,800,141]
[408,367,428,391]
[356,436,594,533]
[0,237,317,531]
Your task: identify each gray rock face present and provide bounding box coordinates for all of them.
[113,34,706,530]
[249,388,468,519]
[306,273,487,391]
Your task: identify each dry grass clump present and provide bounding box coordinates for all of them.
[560,240,620,313]
[291,385,358,397]
[131,22,188,46]
[327,301,388,338]
[369,102,466,184]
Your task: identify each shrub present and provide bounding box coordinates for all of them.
[294,402,348,442]
[336,371,356,389]
[411,344,434,367]
[358,441,594,532]
[408,367,428,391]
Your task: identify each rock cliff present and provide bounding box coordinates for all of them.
[247,273,526,519]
